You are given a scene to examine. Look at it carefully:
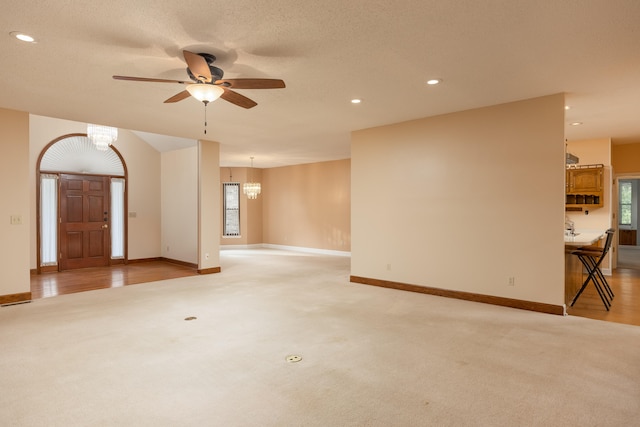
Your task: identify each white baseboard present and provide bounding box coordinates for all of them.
[220,243,350,257]
[263,243,351,257]
[220,244,264,250]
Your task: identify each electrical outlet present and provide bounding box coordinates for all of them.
[508,277,515,286]
[386,264,391,271]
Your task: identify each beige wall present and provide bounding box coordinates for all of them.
[0,108,30,296]
[262,159,351,252]
[161,147,198,264]
[198,140,221,269]
[352,94,565,306]
[245,168,264,246]
[111,130,162,260]
[612,143,640,174]
[28,115,162,266]
[220,167,263,246]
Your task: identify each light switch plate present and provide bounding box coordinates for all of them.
[10,215,22,225]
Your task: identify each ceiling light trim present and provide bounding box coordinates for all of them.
[10,31,36,43]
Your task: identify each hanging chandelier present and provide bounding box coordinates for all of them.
[243,157,261,199]
[87,124,118,151]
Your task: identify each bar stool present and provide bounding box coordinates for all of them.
[570,228,615,310]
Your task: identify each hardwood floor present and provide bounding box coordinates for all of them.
[30,261,198,299]
[31,260,640,327]
[567,267,640,327]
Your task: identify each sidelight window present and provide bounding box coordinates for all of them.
[223,182,240,237]
[40,174,59,266]
[111,178,125,258]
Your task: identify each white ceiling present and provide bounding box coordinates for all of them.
[2,1,640,167]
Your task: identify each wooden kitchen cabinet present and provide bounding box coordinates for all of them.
[567,166,602,192]
[566,164,604,211]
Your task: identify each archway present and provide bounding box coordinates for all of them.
[36,134,128,272]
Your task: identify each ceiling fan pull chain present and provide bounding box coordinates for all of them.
[203,100,209,134]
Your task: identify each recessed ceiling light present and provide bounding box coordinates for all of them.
[565,105,571,110]
[10,31,36,43]
[426,79,441,85]
[570,122,582,126]
[351,99,361,104]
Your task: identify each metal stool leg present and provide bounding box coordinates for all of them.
[571,254,610,310]
[583,256,614,300]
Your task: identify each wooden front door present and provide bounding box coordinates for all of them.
[59,174,110,270]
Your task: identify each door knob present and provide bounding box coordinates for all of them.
[102,224,108,229]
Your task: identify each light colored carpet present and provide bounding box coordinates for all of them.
[1,248,640,426]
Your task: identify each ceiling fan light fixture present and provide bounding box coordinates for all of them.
[186,84,224,103]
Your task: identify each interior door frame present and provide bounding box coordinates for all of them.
[36,133,128,273]
[614,173,640,270]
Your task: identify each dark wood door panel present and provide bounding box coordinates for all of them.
[60,174,110,270]
[64,195,83,222]
[88,180,105,192]
[66,178,83,191]
[89,230,107,257]
[88,195,105,222]
[66,232,83,259]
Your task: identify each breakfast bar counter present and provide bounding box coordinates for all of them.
[564,230,606,305]
[564,231,606,247]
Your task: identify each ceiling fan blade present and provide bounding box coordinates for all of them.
[164,90,192,103]
[113,75,190,84]
[183,50,212,83]
[220,88,258,109]
[216,78,286,89]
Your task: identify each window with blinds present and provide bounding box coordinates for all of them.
[223,182,241,237]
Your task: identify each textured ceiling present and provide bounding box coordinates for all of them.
[2,1,640,167]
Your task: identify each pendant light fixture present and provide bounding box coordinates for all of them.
[87,124,118,151]
[243,157,261,199]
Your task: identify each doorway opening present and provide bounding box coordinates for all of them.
[36,134,128,272]
[616,176,640,270]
